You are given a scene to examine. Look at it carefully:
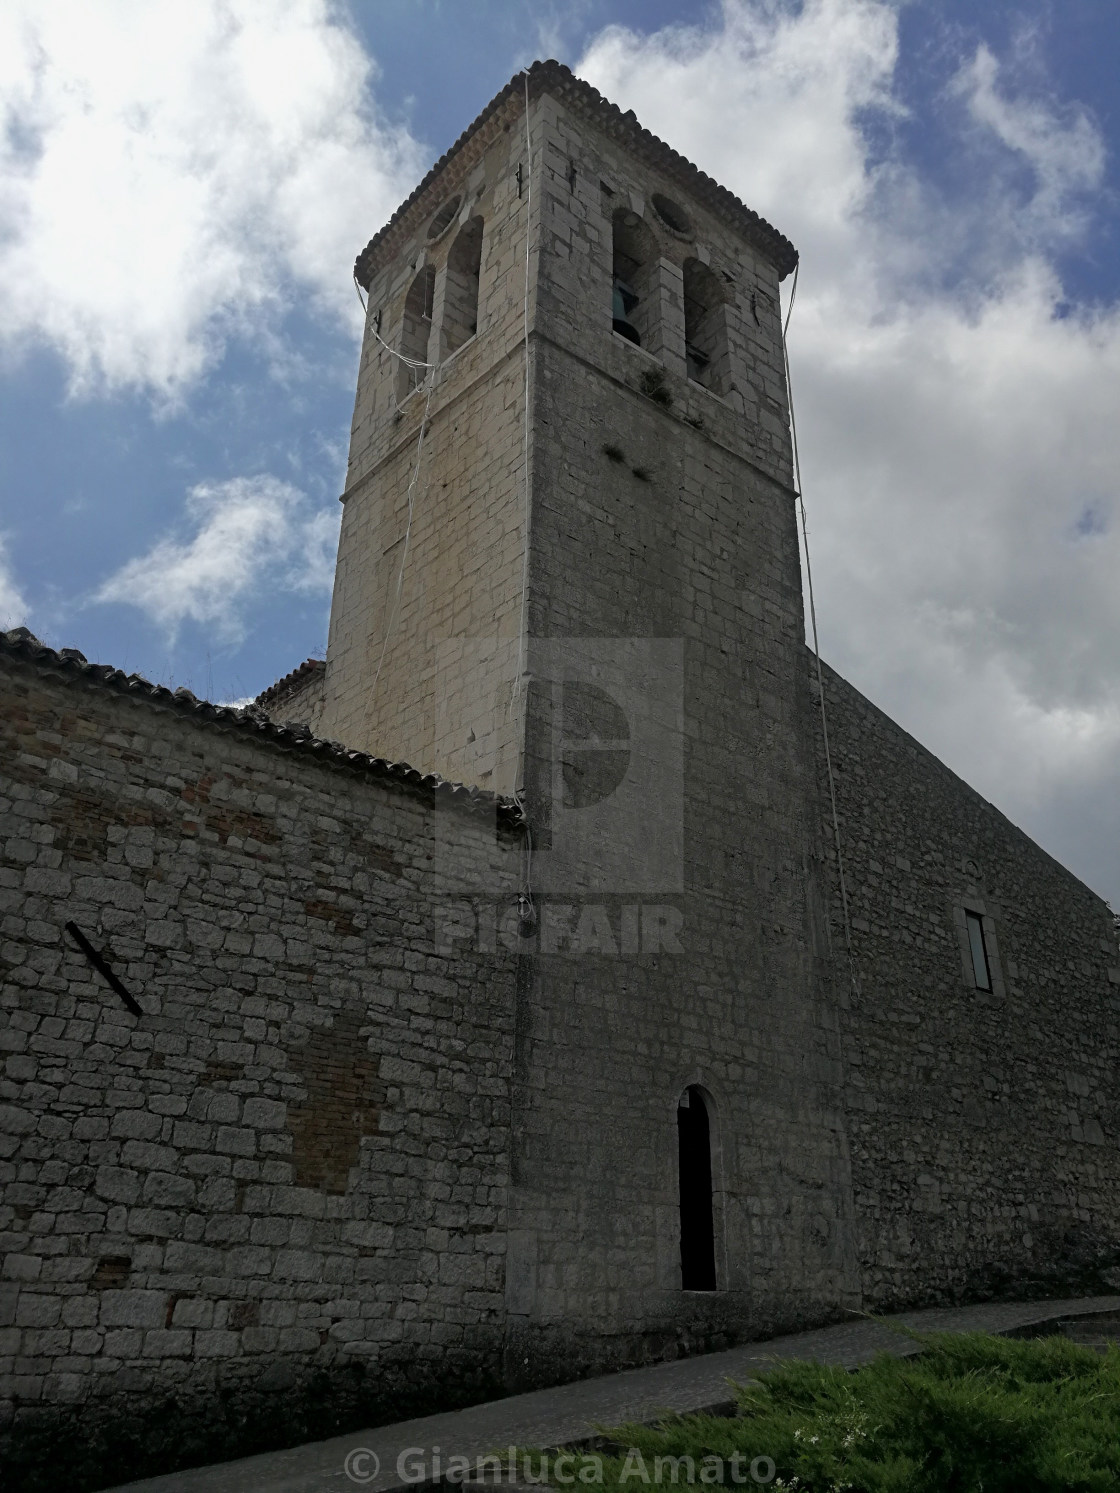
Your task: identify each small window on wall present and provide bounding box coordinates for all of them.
[442,216,484,356]
[955,902,1003,997]
[611,209,658,349]
[400,265,435,395]
[966,911,992,991]
[682,258,729,394]
[427,194,461,242]
[677,1086,716,1292]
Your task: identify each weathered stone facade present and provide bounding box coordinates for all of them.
[813,664,1120,1306]
[504,82,856,1383]
[0,641,521,1488]
[319,81,535,795]
[3,59,1119,1493]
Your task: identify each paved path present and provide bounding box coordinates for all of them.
[106,1296,1120,1493]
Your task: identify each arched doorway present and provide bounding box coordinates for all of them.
[677,1086,716,1290]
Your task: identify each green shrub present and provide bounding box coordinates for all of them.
[537,1332,1120,1493]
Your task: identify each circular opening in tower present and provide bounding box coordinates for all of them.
[427,195,462,241]
[651,193,692,236]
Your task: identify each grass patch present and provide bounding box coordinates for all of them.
[638,368,673,408]
[535,1332,1120,1492]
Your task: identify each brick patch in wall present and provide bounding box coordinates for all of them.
[286,1006,386,1193]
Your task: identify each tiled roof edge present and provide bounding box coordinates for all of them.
[355,59,798,289]
[1,629,523,830]
[255,656,326,707]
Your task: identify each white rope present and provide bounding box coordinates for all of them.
[509,71,536,932]
[356,143,534,918]
[369,372,436,702]
[355,272,439,415]
[355,269,441,702]
[370,323,437,373]
[511,69,532,712]
[781,262,856,989]
[509,789,536,929]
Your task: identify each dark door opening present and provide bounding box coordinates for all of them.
[677,1087,716,1291]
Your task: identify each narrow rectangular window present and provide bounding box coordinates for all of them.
[966,911,991,990]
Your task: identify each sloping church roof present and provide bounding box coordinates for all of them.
[254,656,325,708]
[0,628,522,827]
[354,58,798,289]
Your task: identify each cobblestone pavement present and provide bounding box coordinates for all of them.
[105,1296,1120,1493]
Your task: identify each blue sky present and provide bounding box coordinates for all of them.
[2,0,1119,904]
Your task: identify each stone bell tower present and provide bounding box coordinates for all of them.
[318,76,537,792]
[320,61,859,1375]
[320,64,805,795]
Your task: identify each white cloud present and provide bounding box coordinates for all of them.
[0,536,29,630]
[287,505,342,597]
[578,0,1120,902]
[0,0,425,396]
[94,475,338,642]
[954,42,1106,245]
[581,0,898,288]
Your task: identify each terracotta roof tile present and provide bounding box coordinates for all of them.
[0,629,522,828]
[255,656,325,707]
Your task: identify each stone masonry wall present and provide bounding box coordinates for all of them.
[0,641,522,1492]
[498,96,859,1390]
[320,90,538,794]
[813,660,1120,1308]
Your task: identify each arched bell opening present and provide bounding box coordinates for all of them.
[442,216,484,356]
[682,257,730,394]
[399,264,435,399]
[611,209,659,348]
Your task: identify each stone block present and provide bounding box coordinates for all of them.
[215,1126,256,1158]
[206,1093,240,1125]
[274,1250,322,1281]
[140,1329,192,1358]
[101,1328,143,1357]
[14,1294,60,1328]
[119,1140,177,1171]
[163,1240,222,1275]
[171,1298,214,1329]
[95,1167,141,1205]
[142,1172,197,1208]
[99,1290,166,1329]
[61,1297,99,1328]
[193,1329,240,1358]
[243,1097,286,1130]
[2,1255,42,1283]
